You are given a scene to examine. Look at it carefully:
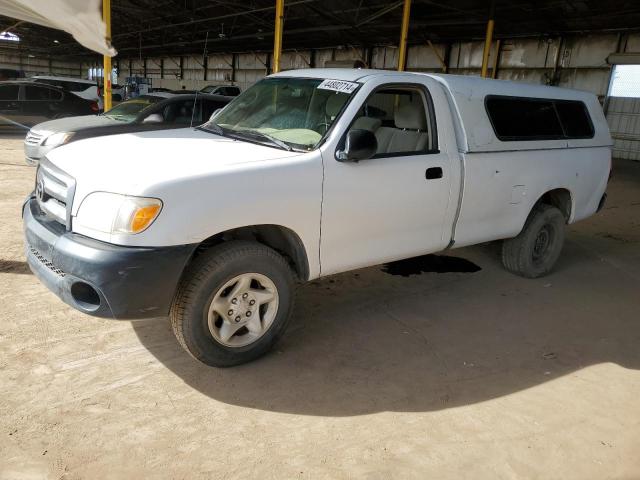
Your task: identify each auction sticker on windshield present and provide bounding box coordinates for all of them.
[317,79,359,94]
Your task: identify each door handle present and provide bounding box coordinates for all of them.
[425,167,443,180]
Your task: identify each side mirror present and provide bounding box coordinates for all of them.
[142,113,163,124]
[337,129,377,162]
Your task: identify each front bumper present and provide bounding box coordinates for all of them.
[23,197,197,319]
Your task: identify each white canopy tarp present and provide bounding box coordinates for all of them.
[0,0,116,56]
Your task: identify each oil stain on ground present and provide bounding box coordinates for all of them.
[381,254,481,277]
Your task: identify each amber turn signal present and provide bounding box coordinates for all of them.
[131,204,162,233]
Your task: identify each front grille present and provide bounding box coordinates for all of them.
[29,245,66,277]
[25,130,45,145]
[35,159,75,229]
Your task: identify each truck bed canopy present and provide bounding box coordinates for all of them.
[428,74,612,153]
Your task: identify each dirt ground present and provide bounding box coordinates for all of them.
[1,132,639,479]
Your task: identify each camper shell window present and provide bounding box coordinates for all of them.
[485,95,594,141]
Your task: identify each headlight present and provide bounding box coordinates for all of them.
[43,132,74,146]
[75,192,162,235]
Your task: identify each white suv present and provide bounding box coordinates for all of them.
[31,76,101,108]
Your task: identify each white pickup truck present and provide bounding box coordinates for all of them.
[23,69,611,367]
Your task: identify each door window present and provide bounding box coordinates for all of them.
[162,99,201,125]
[201,99,225,121]
[348,86,436,156]
[25,85,61,101]
[0,85,19,100]
[35,79,90,92]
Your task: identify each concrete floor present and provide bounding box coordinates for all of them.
[1,133,639,479]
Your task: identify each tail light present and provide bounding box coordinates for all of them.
[90,101,99,112]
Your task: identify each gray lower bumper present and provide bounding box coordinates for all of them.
[23,197,197,319]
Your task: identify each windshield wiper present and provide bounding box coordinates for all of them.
[198,122,226,136]
[198,124,294,151]
[233,129,293,151]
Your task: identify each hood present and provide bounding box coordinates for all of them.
[32,115,120,135]
[46,128,303,212]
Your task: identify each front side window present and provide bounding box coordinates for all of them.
[486,96,594,141]
[25,85,58,100]
[162,99,201,125]
[347,86,436,156]
[0,84,19,100]
[202,77,358,151]
[202,99,226,121]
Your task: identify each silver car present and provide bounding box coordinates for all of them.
[24,92,231,165]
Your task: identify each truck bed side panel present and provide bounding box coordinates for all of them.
[452,146,610,248]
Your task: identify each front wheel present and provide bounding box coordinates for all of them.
[502,204,566,278]
[170,241,295,367]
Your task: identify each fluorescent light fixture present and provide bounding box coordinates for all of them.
[0,31,20,42]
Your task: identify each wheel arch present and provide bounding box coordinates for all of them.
[533,188,573,223]
[187,224,310,281]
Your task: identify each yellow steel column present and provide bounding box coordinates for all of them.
[491,39,501,78]
[103,0,112,110]
[397,0,412,71]
[272,0,284,73]
[480,0,496,78]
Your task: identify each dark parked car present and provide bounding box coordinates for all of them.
[24,93,231,164]
[172,89,198,94]
[200,84,241,96]
[149,87,172,93]
[0,81,98,129]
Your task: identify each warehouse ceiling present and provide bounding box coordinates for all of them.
[1,0,640,59]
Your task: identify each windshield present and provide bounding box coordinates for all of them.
[202,77,358,150]
[103,96,162,122]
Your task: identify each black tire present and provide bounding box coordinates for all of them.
[502,204,566,278]
[170,241,295,367]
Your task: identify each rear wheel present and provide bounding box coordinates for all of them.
[502,204,566,278]
[170,241,295,367]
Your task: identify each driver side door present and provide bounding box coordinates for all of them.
[319,80,454,276]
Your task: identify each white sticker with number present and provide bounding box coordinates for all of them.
[317,79,359,94]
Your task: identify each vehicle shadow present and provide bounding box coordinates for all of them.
[132,243,640,416]
[0,260,31,275]
[0,127,29,137]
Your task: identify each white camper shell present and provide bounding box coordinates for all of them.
[23,69,612,367]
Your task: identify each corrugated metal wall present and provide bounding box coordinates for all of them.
[0,51,82,77]
[607,97,640,161]
[104,32,635,96]
[2,31,635,97]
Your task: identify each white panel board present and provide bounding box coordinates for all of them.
[607,96,640,161]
